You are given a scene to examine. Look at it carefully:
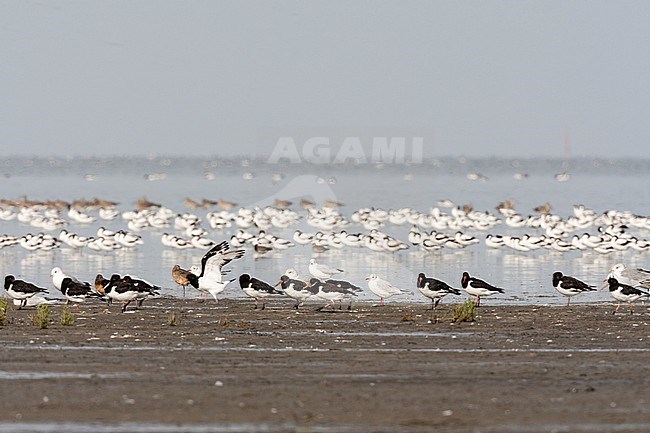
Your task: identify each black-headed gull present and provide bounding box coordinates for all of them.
[366,274,408,306]
[308,259,343,280]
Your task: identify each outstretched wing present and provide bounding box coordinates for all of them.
[204,248,245,279]
[199,241,230,276]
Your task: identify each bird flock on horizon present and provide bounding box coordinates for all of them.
[0,197,649,256]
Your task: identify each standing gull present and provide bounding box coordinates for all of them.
[366,274,408,306]
[308,258,344,280]
[50,267,83,292]
[607,264,650,289]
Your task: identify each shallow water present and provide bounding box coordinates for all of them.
[3,422,650,433]
[0,371,135,380]
[0,156,648,306]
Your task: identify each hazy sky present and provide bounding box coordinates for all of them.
[2,1,650,158]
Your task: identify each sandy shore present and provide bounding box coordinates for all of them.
[0,298,649,432]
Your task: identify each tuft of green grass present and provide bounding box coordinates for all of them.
[0,297,8,326]
[451,299,476,323]
[30,305,51,329]
[59,307,74,326]
[167,311,177,326]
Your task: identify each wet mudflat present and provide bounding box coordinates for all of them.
[0,298,649,433]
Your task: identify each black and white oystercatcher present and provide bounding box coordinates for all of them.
[417,273,461,309]
[103,275,158,312]
[4,275,48,309]
[127,276,161,308]
[606,277,650,314]
[239,274,284,310]
[308,278,357,311]
[460,272,505,306]
[60,277,102,305]
[326,278,363,294]
[277,275,316,310]
[552,272,596,306]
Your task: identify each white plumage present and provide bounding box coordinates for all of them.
[608,263,650,288]
[187,241,244,303]
[365,274,408,305]
[309,258,343,280]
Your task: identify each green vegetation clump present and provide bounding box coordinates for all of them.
[451,299,476,323]
[0,297,8,326]
[30,305,51,329]
[59,307,74,326]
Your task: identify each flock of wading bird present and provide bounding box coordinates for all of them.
[3,239,650,314]
[1,197,650,314]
